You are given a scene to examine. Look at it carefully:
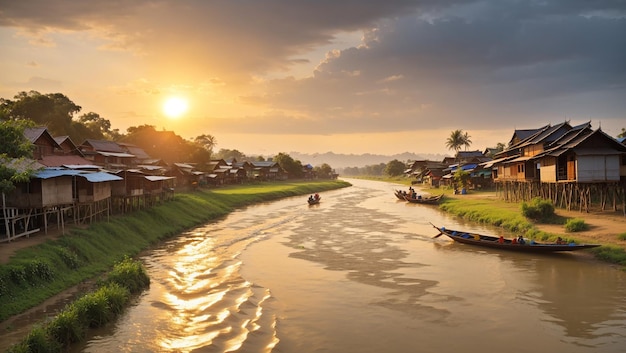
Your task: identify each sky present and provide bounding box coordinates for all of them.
[1,0,625,157]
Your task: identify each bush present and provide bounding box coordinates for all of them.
[521,197,555,222]
[8,325,60,353]
[55,246,81,269]
[564,218,588,232]
[105,256,150,294]
[618,232,626,241]
[100,283,131,315]
[73,289,113,328]
[47,308,85,346]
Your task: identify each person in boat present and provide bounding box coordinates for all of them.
[556,236,564,244]
[308,195,314,202]
[511,237,517,244]
[314,193,320,201]
[498,236,505,244]
[517,235,526,245]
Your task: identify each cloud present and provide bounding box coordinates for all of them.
[1,0,625,150]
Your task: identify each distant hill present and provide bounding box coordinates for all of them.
[283,151,449,170]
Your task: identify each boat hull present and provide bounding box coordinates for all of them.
[432,225,600,253]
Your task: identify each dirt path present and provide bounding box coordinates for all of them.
[456,192,626,249]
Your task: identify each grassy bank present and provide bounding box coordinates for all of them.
[8,257,150,353]
[436,191,626,268]
[0,180,351,322]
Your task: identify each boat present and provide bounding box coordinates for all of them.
[394,189,407,200]
[404,194,444,204]
[307,196,321,205]
[431,224,601,252]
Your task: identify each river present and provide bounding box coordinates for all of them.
[7,178,626,352]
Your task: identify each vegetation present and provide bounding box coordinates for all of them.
[453,169,470,189]
[274,152,304,178]
[521,197,556,222]
[0,180,350,322]
[445,129,472,156]
[384,159,406,177]
[619,232,626,241]
[564,218,588,232]
[8,257,149,352]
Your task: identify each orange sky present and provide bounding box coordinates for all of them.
[1,1,624,156]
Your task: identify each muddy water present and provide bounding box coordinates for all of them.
[4,178,626,352]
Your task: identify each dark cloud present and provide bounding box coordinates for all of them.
[2,0,625,137]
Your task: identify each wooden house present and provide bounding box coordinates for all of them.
[79,139,135,169]
[534,128,626,183]
[493,122,590,182]
[24,128,94,167]
[490,121,626,211]
[250,161,284,181]
[24,127,62,159]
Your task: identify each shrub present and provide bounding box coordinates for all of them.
[73,289,112,328]
[7,325,60,353]
[521,197,555,222]
[47,308,85,346]
[56,247,81,269]
[26,260,54,282]
[618,232,626,241]
[100,283,131,315]
[105,257,150,294]
[564,218,588,232]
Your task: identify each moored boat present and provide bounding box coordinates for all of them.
[404,194,444,204]
[431,224,601,252]
[394,189,407,200]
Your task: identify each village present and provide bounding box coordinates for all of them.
[1,125,339,243]
[2,120,626,245]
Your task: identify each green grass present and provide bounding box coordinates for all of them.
[0,180,351,322]
[564,218,588,232]
[8,258,148,352]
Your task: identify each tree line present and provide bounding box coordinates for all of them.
[0,91,336,194]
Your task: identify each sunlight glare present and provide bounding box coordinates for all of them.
[163,97,189,118]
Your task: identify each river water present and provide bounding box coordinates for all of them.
[6,178,626,352]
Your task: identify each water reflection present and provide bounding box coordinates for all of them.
[12,178,623,353]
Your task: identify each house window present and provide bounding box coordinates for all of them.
[517,164,525,173]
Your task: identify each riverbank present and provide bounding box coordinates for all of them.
[401,183,626,268]
[0,180,351,323]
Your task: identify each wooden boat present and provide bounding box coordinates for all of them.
[404,194,444,204]
[394,189,407,200]
[431,224,601,252]
[307,197,321,205]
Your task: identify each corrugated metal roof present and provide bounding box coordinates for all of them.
[145,176,175,181]
[34,169,83,179]
[97,151,136,158]
[78,172,123,182]
[33,169,122,182]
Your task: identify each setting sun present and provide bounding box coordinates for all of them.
[162,97,189,118]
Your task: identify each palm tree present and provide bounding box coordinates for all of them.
[446,129,470,156]
[462,131,472,151]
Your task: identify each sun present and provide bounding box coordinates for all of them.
[162,96,189,118]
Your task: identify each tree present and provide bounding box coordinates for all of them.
[384,159,406,177]
[453,169,470,190]
[0,91,81,138]
[446,129,472,160]
[1,120,37,236]
[194,134,217,160]
[215,148,246,161]
[75,112,120,141]
[274,152,304,179]
[618,128,626,138]
[314,163,333,179]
